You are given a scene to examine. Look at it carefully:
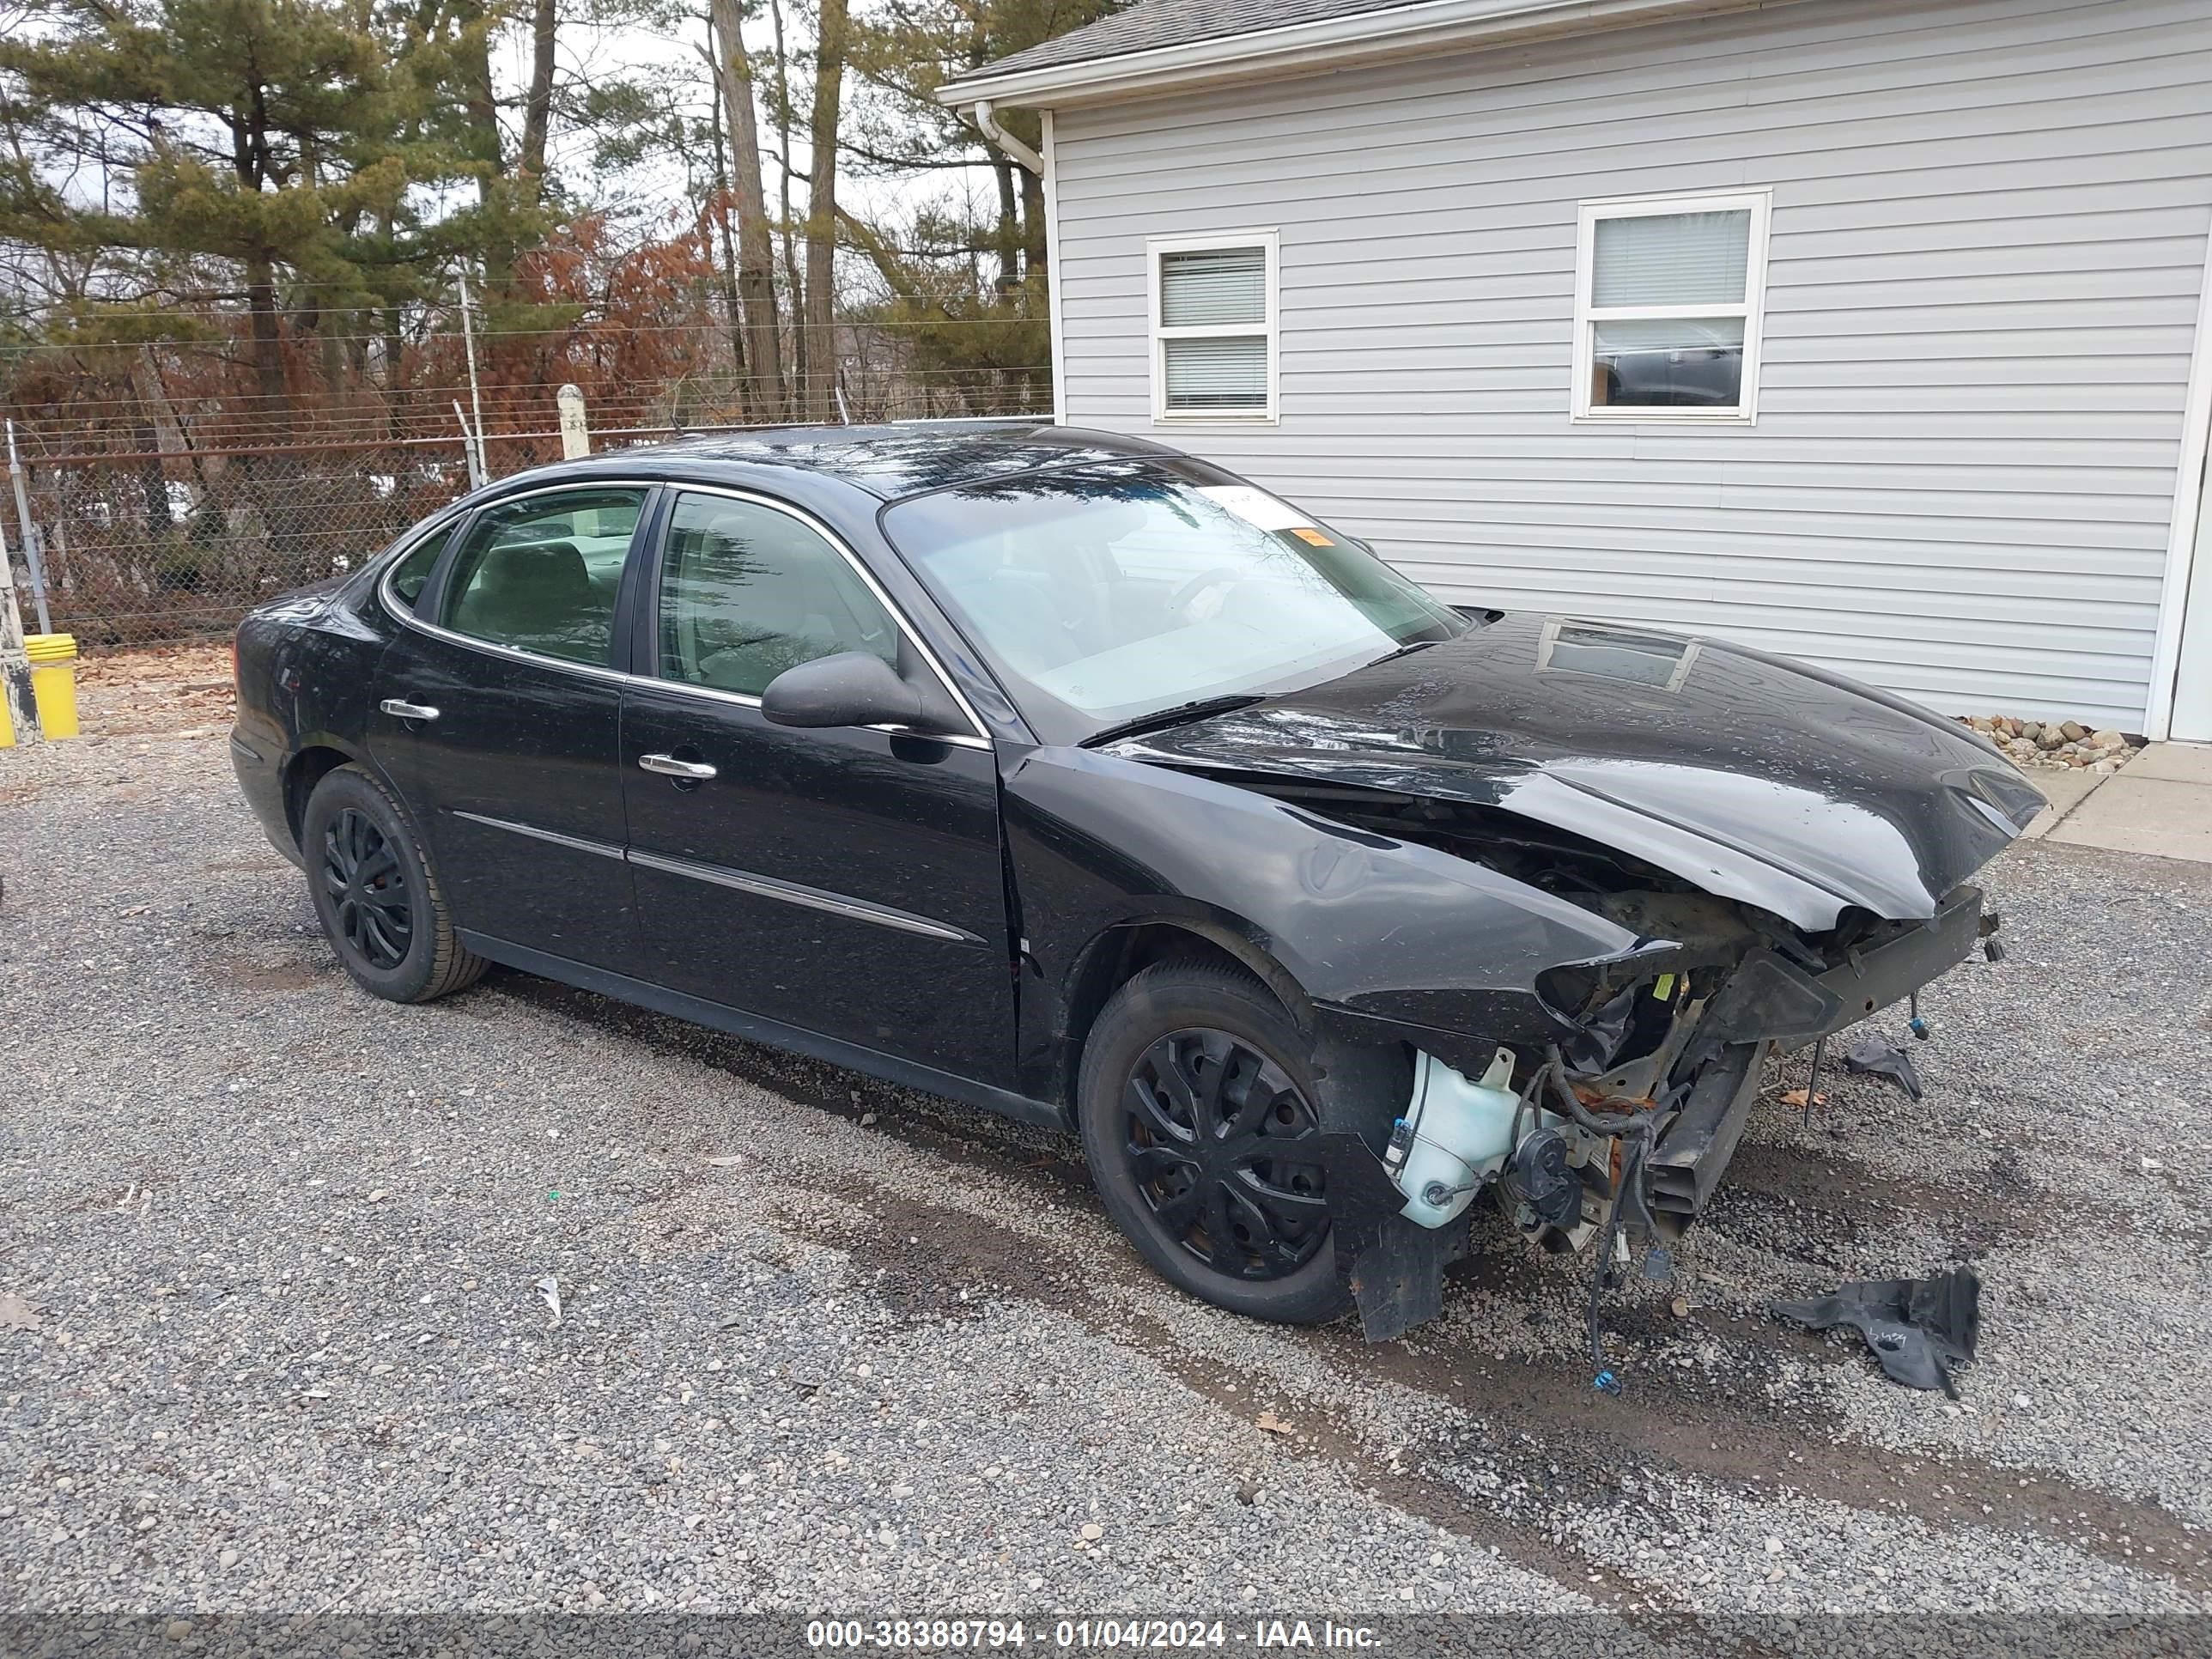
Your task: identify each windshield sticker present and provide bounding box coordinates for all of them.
[1287,526,1335,548]
[1197,484,1316,534]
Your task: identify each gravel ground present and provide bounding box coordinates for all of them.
[3,712,2210,1632]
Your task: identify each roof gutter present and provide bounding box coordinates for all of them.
[939,0,1769,110]
[969,98,1044,176]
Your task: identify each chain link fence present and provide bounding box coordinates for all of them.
[3,324,1050,650]
[32,428,617,648]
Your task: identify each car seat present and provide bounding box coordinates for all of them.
[451,540,606,661]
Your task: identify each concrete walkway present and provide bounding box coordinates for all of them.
[2024,741,2212,863]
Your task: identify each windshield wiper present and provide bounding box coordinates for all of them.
[1079,694,1268,750]
[1366,639,1439,667]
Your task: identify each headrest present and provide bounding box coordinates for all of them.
[474,540,591,606]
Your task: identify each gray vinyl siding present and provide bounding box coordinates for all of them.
[1048,0,2212,731]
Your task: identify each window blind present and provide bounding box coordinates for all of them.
[1591,210,1751,307]
[1164,337,1268,410]
[1159,246,1267,328]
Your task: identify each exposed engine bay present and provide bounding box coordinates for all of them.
[1237,778,2004,1380]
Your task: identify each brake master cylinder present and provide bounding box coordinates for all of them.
[1382,1048,1525,1227]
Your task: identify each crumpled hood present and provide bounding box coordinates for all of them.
[1103,613,2044,932]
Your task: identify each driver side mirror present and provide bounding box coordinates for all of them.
[761,651,938,732]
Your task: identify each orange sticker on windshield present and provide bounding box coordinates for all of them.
[1288,526,1334,547]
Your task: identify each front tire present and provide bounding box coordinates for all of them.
[1079,961,1390,1324]
[301,763,487,1004]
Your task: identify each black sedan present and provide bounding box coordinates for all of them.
[231,423,2044,1343]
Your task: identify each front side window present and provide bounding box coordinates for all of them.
[1150,232,1278,422]
[883,460,1466,746]
[1573,191,1770,422]
[656,491,899,697]
[441,488,646,665]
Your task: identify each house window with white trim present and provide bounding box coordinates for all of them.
[1149,231,1278,422]
[1573,191,1771,422]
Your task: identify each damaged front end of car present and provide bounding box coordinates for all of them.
[1002,642,2042,1366]
[1289,793,2014,1359]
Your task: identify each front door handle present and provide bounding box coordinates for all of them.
[379,698,441,721]
[638,752,718,781]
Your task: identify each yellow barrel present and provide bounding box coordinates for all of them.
[25,633,79,740]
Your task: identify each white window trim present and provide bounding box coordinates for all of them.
[1147,228,1279,425]
[1571,188,1771,426]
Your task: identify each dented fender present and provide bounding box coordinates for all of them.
[1001,745,1642,1098]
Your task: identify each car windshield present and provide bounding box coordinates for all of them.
[881,460,1468,744]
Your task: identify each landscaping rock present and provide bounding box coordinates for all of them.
[1964,713,2142,771]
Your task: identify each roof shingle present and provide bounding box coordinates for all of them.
[959,0,1440,84]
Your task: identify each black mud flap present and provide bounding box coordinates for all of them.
[1316,1133,1469,1342]
[1772,1267,1981,1396]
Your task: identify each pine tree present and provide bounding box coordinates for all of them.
[846,0,1124,285]
[0,0,410,410]
[836,0,1123,404]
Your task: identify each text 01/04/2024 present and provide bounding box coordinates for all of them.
[804,1621,1385,1650]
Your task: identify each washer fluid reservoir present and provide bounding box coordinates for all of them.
[1382,1048,1523,1229]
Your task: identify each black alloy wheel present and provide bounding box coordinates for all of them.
[1123,1027,1328,1281]
[301,763,488,1004]
[321,806,412,969]
[1077,960,1402,1324]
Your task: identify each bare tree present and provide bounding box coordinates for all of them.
[708,0,787,415]
[696,40,749,374]
[802,0,849,420]
[519,0,559,193]
[768,0,805,404]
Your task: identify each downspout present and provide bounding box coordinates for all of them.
[971,99,1058,425]
[970,100,1043,176]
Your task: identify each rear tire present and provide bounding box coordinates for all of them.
[1078,960,1401,1324]
[302,763,487,1004]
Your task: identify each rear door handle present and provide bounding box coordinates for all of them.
[379,698,441,721]
[638,752,718,781]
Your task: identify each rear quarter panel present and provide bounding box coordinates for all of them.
[230,583,396,858]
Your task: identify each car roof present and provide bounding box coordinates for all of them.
[510,420,1180,503]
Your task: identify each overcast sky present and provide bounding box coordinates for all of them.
[500,9,997,256]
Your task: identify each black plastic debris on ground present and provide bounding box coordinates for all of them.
[1771,1266,1981,1397]
[1841,1031,1924,1100]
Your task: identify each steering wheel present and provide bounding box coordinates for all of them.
[1169,565,1247,621]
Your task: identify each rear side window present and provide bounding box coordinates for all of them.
[386,526,453,610]
[657,491,898,696]
[441,489,647,665]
